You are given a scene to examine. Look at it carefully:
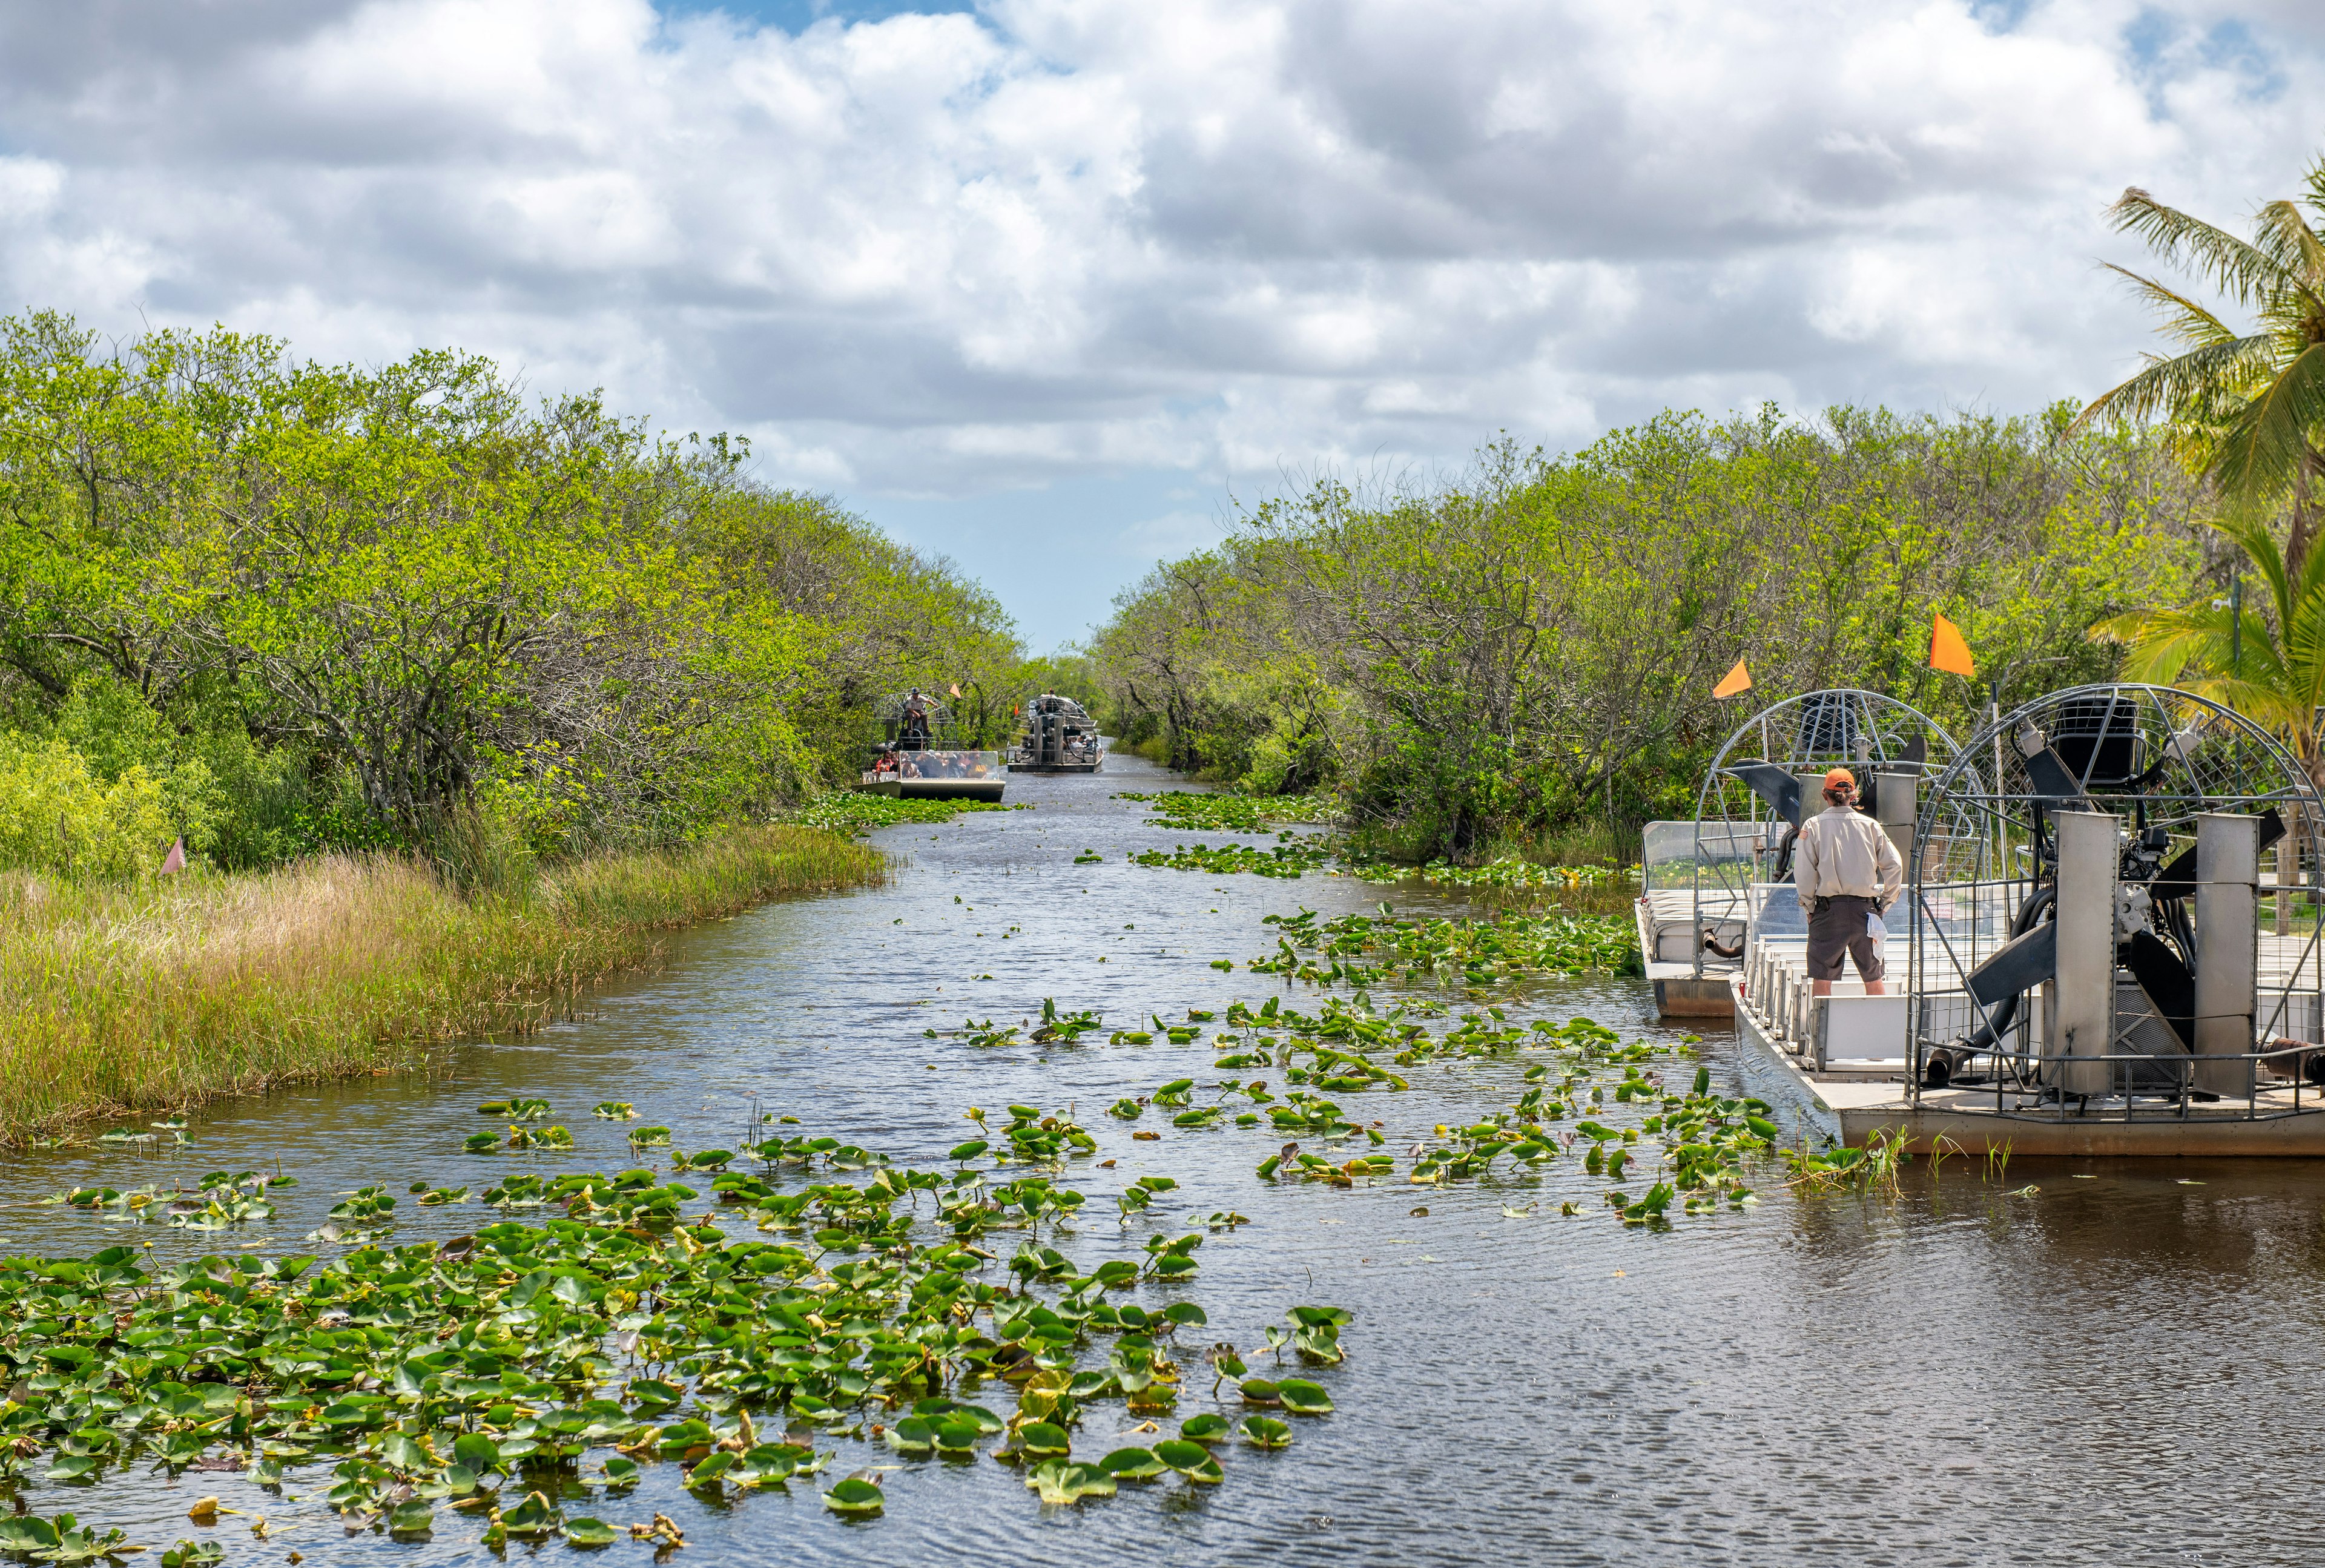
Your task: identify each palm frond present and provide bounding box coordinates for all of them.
[2079,332,2282,429]
[2109,187,2301,309]
[2207,343,2325,499]
[2102,263,2243,349]
[2252,198,2325,305]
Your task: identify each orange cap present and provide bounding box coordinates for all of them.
[1822,767,1856,792]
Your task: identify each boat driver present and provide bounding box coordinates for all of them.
[1794,768,1903,998]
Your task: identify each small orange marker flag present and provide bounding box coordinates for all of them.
[160,837,186,875]
[949,682,962,698]
[1929,613,1976,677]
[1713,659,1752,699]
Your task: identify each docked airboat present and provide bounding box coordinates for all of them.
[1011,693,1105,774]
[1638,690,1957,1019]
[857,691,1006,803]
[1730,684,2325,1155]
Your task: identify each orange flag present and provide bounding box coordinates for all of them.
[949,682,962,698]
[160,837,186,875]
[1713,659,1752,699]
[1929,613,1976,677]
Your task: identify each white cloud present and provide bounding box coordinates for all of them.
[0,0,2317,627]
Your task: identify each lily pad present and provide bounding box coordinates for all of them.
[1239,1415,1293,1449]
[500,1491,561,1538]
[564,1517,619,1546]
[822,1477,885,1517]
[1179,1412,1230,1443]
[1098,1446,1168,1480]
[1015,1420,1070,1457]
[387,1498,437,1535]
[1026,1458,1116,1504]
[1276,1379,1334,1414]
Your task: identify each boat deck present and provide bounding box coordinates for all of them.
[1638,889,1744,1018]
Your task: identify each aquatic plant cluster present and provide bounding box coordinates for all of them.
[1351,857,1635,894]
[1246,905,1641,985]
[1113,792,1340,830]
[4,1108,1353,1555]
[1128,840,1331,878]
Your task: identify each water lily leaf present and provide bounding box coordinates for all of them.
[1153,1438,1210,1472]
[1238,1379,1280,1405]
[822,1477,885,1516]
[599,1457,639,1489]
[0,1518,58,1550]
[1098,1446,1167,1480]
[500,1490,559,1537]
[688,1451,737,1488]
[1239,1415,1293,1449]
[1026,1458,1116,1504]
[1276,1379,1334,1414]
[452,1432,500,1473]
[886,1416,936,1455]
[564,1517,619,1546]
[1015,1420,1070,1457]
[387,1498,436,1535]
[1178,1413,1229,1443]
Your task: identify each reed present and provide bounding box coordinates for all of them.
[0,825,882,1142]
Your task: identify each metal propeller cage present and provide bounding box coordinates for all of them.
[1675,690,1965,978]
[1906,683,2325,1117]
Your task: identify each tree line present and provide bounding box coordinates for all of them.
[0,311,1022,881]
[1089,404,2210,860]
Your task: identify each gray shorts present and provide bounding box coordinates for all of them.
[1806,895,1885,981]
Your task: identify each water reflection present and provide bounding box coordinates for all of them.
[5,753,2323,1564]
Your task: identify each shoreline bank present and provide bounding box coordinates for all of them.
[0,824,884,1143]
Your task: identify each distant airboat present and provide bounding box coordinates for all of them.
[858,691,1006,803]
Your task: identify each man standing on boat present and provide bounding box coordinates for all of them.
[1795,768,1903,997]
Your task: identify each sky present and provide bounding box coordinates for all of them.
[1,1,2321,649]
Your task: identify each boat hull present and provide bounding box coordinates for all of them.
[1008,761,1103,774]
[1637,898,1736,1020]
[1732,979,2325,1156]
[860,778,1006,802]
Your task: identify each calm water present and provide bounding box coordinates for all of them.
[8,752,2325,1566]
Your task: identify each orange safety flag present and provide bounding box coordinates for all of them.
[1929,613,1976,677]
[160,837,186,875]
[949,682,961,698]
[1712,659,1752,699]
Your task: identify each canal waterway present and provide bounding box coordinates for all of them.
[7,752,2324,1566]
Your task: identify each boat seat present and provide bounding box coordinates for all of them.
[1815,993,1909,1072]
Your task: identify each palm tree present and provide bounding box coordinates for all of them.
[2092,511,2325,798]
[2077,159,2325,577]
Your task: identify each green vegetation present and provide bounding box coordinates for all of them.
[1247,904,1641,986]
[0,827,880,1141]
[0,311,1020,880]
[1093,409,2201,860]
[2077,157,2325,576]
[1,1107,1346,1543]
[1130,839,1331,878]
[1115,791,1340,829]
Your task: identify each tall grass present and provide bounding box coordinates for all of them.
[0,825,882,1142]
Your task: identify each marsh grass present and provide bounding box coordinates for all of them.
[0,825,882,1142]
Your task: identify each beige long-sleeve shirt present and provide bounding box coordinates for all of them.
[1794,803,1904,915]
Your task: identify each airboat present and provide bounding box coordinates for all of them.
[857,691,1006,803]
[1638,690,1957,1019]
[1010,693,1105,774]
[1731,684,2325,1155]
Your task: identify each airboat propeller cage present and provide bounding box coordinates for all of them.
[1910,684,2324,1107]
[1677,690,1962,978]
